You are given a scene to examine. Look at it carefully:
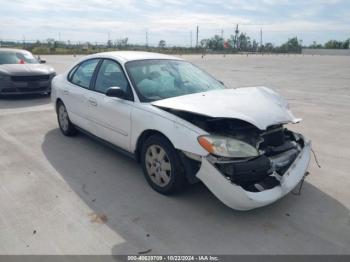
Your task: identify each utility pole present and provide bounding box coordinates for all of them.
[234,24,239,49]
[146,29,148,47]
[196,26,199,47]
[260,28,263,50]
[221,29,224,39]
[190,31,193,48]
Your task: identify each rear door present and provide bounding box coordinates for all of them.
[63,59,100,132]
[86,59,134,151]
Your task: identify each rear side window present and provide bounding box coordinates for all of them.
[67,65,78,80]
[70,59,99,89]
[94,60,129,94]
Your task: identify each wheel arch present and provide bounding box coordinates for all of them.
[134,129,173,162]
[135,128,202,185]
[55,98,64,113]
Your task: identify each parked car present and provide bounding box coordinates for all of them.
[51,51,311,210]
[0,48,55,95]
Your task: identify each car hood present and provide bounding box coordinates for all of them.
[0,64,55,76]
[151,86,300,130]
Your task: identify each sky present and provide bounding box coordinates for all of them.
[0,0,349,46]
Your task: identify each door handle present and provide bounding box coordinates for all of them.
[63,90,69,95]
[89,98,97,106]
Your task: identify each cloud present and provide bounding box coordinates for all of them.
[0,0,349,45]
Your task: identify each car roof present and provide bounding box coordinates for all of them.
[83,51,183,64]
[0,48,29,53]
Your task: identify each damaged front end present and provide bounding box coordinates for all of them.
[180,115,311,210]
[208,124,306,193]
[152,86,311,210]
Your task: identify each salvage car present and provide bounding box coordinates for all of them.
[0,48,55,95]
[51,51,311,210]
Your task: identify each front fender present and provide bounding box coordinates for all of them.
[130,104,208,156]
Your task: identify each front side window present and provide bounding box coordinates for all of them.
[70,59,99,89]
[94,60,130,95]
[126,59,224,102]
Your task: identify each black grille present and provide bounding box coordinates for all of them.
[11,75,50,82]
[1,88,16,93]
[17,86,48,92]
[262,128,285,146]
[215,155,271,185]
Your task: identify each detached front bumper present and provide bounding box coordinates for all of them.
[196,140,311,210]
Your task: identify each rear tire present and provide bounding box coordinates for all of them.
[141,135,187,194]
[57,101,77,136]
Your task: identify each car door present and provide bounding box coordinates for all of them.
[63,58,100,132]
[87,59,133,151]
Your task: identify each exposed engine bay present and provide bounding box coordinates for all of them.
[167,109,305,193]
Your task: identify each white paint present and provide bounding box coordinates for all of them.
[152,86,300,130]
[197,139,311,210]
[51,51,310,210]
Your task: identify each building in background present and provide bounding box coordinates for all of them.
[302,48,350,56]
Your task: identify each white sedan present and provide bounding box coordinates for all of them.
[51,51,311,210]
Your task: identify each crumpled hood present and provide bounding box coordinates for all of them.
[0,64,55,76]
[151,86,300,130]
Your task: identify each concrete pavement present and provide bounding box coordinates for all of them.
[0,54,349,254]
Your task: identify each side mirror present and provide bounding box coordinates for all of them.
[106,86,125,98]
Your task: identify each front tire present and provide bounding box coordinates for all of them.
[141,135,186,195]
[57,101,77,136]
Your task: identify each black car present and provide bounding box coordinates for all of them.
[0,48,56,95]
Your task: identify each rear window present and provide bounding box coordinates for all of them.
[0,51,38,64]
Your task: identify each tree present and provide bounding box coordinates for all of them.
[34,40,41,47]
[309,41,323,49]
[227,33,251,51]
[252,39,259,52]
[158,40,166,48]
[325,39,350,49]
[115,37,128,48]
[201,35,224,50]
[324,40,343,49]
[107,39,113,48]
[280,37,302,53]
[237,33,251,51]
[343,39,350,49]
[46,38,55,47]
[263,42,274,52]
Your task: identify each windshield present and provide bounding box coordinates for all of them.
[125,59,225,102]
[0,51,38,65]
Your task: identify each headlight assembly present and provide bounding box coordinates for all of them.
[198,135,259,158]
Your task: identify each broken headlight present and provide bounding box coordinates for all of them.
[198,135,259,158]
